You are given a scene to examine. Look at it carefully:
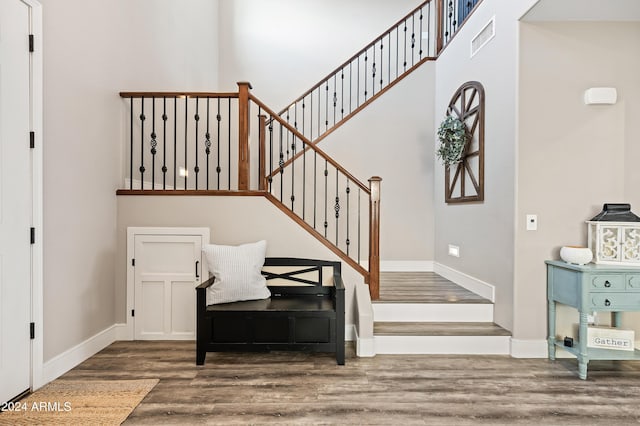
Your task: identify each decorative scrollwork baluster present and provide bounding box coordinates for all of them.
[205,97,211,190]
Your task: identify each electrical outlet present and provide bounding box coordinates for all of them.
[526,214,538,231]
[448,244,460,257]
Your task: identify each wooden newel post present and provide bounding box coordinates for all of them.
[238,82,252,190]
[258,114,267,191]
[368,176,382,301]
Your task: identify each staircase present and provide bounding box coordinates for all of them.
[116,0,500,355]
[373,271,510,354]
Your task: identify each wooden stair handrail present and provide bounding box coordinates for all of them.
[119,92,239,99]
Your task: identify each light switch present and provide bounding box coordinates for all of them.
[526,214,538,231]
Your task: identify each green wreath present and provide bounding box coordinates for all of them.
[436,115,468,167]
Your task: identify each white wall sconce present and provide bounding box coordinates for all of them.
[584,87,617,105]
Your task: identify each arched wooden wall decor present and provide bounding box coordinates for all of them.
[444,81,485,204]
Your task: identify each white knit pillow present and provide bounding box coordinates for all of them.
[202,240,270,305]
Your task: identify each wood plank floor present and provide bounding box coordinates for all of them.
[378,272,490,304]
[51,341,640,425]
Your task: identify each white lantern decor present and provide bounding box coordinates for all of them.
[587,204,640,265]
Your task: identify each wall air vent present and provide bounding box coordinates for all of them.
[470,16,495,58]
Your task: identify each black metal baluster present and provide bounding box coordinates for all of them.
[217,98,222,189]
[324,160,328,238]
[302,136,306,221]
[325,81,329,132]
[332,75,337,127]
[334,169,340,245]
[184,96,188,189]
[257,106,261,187]
[318,86,322,138]
[357,56,360,108]
[419,8,424,58]
[396,27,400,78]
[349,62,352,114]
[404,20,408,70]
[205,98,211,190]
[358,188,361,264]
[313,152,317,229]
[286,110,291,160]
[279,123,284,202]
[411,14,416,66]
[139,98,145,189]
[346,179,350,256]
[194,97,199,190]
[427,6,431,56]
[379,38,384,89]
[227,99,231,190]
[302,98,306,141]
[151,97,157,190]
[173,97,177,189]
[340,67,345,119]
[364,50,368,100]
[290,132,295,210]
[162,97,167,189]
[268,116,273,192]
[129,97,133,190]
[310,92,313,140]
[372,43,376,97]
[388,32,391,82]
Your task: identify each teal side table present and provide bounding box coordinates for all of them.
[546,260,640,379]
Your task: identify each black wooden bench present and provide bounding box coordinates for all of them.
[196,257,345,365]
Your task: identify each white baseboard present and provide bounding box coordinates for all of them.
[380,261,434,272]
[434,262,495,302]
[345,324,355,342]
[510,338,548,358]
[42,324,118,385]
[375,335,510,355]
[114,323,132,341]
[355,327,376,357]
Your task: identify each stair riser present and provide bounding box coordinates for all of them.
[373,303,493,322]
[375,335,510,355]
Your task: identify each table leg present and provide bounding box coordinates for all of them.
[578,311,589,380]
[548,299,556,360]
[612,311,623,328]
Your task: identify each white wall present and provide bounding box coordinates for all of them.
[41,0,219,361]
[433,0,537,331]
[516,21,640,340]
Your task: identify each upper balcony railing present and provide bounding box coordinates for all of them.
[276,0,438,146]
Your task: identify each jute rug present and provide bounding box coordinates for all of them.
[0,379,158,425]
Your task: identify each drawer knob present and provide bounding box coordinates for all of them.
[604,280,611,288]
[605,299,611,307]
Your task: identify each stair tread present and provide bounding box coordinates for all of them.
[374,321,511,336]
[377,272,490,304]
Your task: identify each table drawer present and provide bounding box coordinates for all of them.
[626,275,640,290]
[591,293,640,309]
[590,275,625,290]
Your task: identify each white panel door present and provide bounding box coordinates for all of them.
[134,235,204,340]
[0,0,32,403]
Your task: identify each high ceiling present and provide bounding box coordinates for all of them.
[522,0,640,22]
